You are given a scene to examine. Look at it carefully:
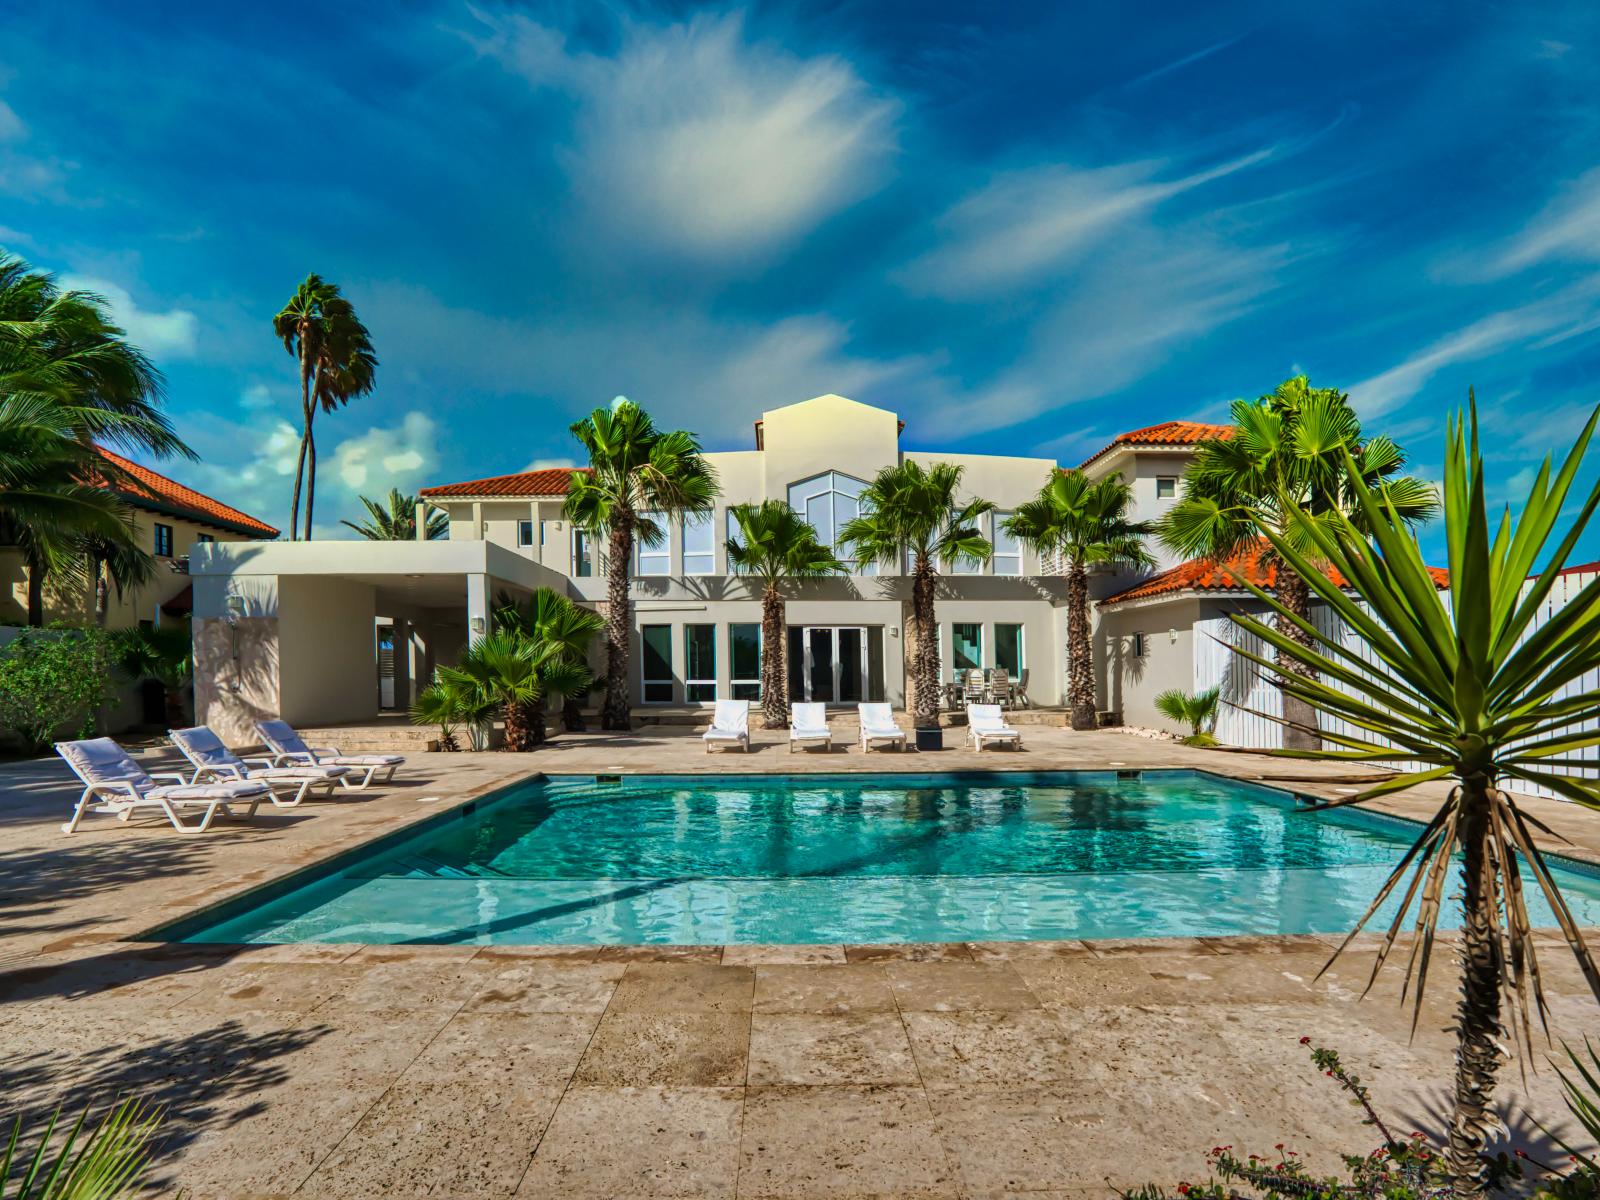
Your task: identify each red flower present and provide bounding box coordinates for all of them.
[1299,1036,1311,1044]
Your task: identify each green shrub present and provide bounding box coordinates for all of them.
[1154,686,1221,747]
[0,627,118,753]
[2,1096,164,1198]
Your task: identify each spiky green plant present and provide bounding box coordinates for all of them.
[341,489,447,541]
[1,1098,163,1198]
[409,676,492,752]
[1153,686,1221,746]
[1542,1037,1600,1173]
[1224,396,1600,1200]
[494,587,604,731]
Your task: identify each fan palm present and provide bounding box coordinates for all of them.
[273,275,377,541]
[1228,396,1600,1200]
[839,461,994,730]
[563,397,718,730]
[1004,470,1153,730]
[1160,376,1437,750]
[409,675,492,752]
[725,500,846,728]
[1153,686,1220,746]
[494,587,604,731]
[341,489,447,541]
[438,631,544,751]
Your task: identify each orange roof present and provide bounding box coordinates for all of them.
[1079,420,1233,469]
[94,447,278,538]
[1100,540,1449,608]
[419,467,591,498]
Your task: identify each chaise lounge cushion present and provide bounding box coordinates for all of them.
[256,721,404,767]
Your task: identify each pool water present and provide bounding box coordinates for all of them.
[170,771,1600,946]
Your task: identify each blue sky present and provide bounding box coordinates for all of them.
[4,2,1600,551]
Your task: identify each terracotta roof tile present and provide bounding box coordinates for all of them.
[1099,539,1449,607]
[1079,420,1233,469]
[93,447,278,538]
[419,467,591,498]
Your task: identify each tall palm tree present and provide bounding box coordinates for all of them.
[725,500,846,728]
[839,461,994,731]
[1232,397,1600,1200]
[341,489,447,541]
[494,586,605,732]
[81,532,156,626]
[1004,470,1153,731]
[273,276,377,541]
[1159,376,1437,750]
[563,397,718,730]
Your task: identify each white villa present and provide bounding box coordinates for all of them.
[188,394,1241,743]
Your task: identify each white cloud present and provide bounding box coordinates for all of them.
[0,99,24,141]
[522,456,577,471]
[482,11,897,258]
[1491,167,1600,274]
[332,412,437,492]
[238,383,277,410]
[59,274,199,359]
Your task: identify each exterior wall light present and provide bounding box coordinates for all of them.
[225,594,245,627]
[471,616,486,635]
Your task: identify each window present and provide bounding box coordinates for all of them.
[636,511,670,576]
[951,513,985,575]
[642,625,673,702]
[992,513,1021,576]
[683,511,714,575]
[1131,631,1146,658]
[726,508,745,560]
[787,471,874,574]
[573,529,593,577]
[951,622,982,674]
[195,533,214,544]
[517,520,535,548]
[730,623,762,700]
[1156,476,1178,499]
[153,523,173,557]
[686,624,716,702]
[995,624,1024,676]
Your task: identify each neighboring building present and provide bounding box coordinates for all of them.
[1,446,279,628]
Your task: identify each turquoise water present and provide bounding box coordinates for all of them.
[172,771,1600,946]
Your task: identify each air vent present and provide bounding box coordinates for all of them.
[595,774,622,784]
[1116,769,1142,782]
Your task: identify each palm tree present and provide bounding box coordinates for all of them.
[341,489,447,541]
[1004,470,1153,730]
[563,397,718,730]
[409,675,492,752]
[438,631,544,751]
[81,532,156,626]
[1159,377,1437,751]
[839,461,994,732]
[726,500,846,728]
[273,276,377,541]
[1232,397,1600,1200]
[1153,686,1220,746]
[494,587,604,732]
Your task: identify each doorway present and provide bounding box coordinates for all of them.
[787,626,880,704]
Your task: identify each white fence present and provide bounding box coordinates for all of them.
[1194,566,1600,802]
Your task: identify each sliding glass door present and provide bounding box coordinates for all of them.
[787,626,876,704]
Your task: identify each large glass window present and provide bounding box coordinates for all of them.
[686,624,716,702]
[951,513,985,575]
[573,529,594,577]
[683,511,714,575]
[636,512,670,576]
[992,514,1022,576]
[995,624,1024,676]
[730,623,762,700]
[787,471,874,575]
[951,622,983,674]
[642,625,673,702]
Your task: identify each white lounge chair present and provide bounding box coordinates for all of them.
[703,699,750,753]
[255,720,405,789]
[858,703,907,752]
[966,703,1022,751]
[790,703,832,752]
[170,725,353,805]
[55,737,269,835]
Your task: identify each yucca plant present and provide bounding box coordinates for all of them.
[1224,396,1600,1200]
[2,1098,163,1198]
[1542,1037,1600,1173]
[1153,686,1220,746]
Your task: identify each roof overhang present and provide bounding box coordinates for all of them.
[120,492,279,539]
[1098,589,1256,612]
[1080,443,1201,479]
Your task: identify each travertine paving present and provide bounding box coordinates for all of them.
[1,726,1596,1198]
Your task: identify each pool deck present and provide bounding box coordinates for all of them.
[2,725,1597,1197]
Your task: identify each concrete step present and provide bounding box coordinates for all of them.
[296,725,441,753]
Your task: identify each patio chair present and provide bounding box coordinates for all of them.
[789,703,832,752]
[1013,668,1032,709]
[255,720,405,789]
[990,667,1013,709]
[961,669,987,706]
[703,699,750,753]
[857,703,907,752]
[170,725,353,805]
[54,737,269,835]
[965,703,1023,751]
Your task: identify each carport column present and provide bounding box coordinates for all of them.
[467,573,490,647]
[393,617,413,710]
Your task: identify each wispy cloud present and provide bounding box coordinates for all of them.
[1122,35,1247,90]
[59,274,199,359]
[1490,166,1600,274]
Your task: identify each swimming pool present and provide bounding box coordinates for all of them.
[164,771,1600,946]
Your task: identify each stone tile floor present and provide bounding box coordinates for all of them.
[1,725,1597,1197]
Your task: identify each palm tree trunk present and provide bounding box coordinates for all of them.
[303,423,317,540]
[503,701,529,751]
[90,553,108,627]
[600,522,634,731]
[911,552,940,729]
[1274,567,1321,752]
[289,345,312,541]
[1446,777,1504,1200]
[1066,561,1095,731]
[25,548,45,627]
[526,700,547,745]
[761,583,788,729]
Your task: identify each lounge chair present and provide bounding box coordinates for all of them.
[703,699,750,753]
[857,703,907,752]
[170,725,353,805]
[55,737,269,834]
[255,720,405,788]
[966,703,1022,751]
[789,703,832,752]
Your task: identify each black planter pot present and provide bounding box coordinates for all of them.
[914,726,944,751]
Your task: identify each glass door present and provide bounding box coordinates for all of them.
[837,627,865,703]
[807,627,835,702]
[788,626,870,704]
